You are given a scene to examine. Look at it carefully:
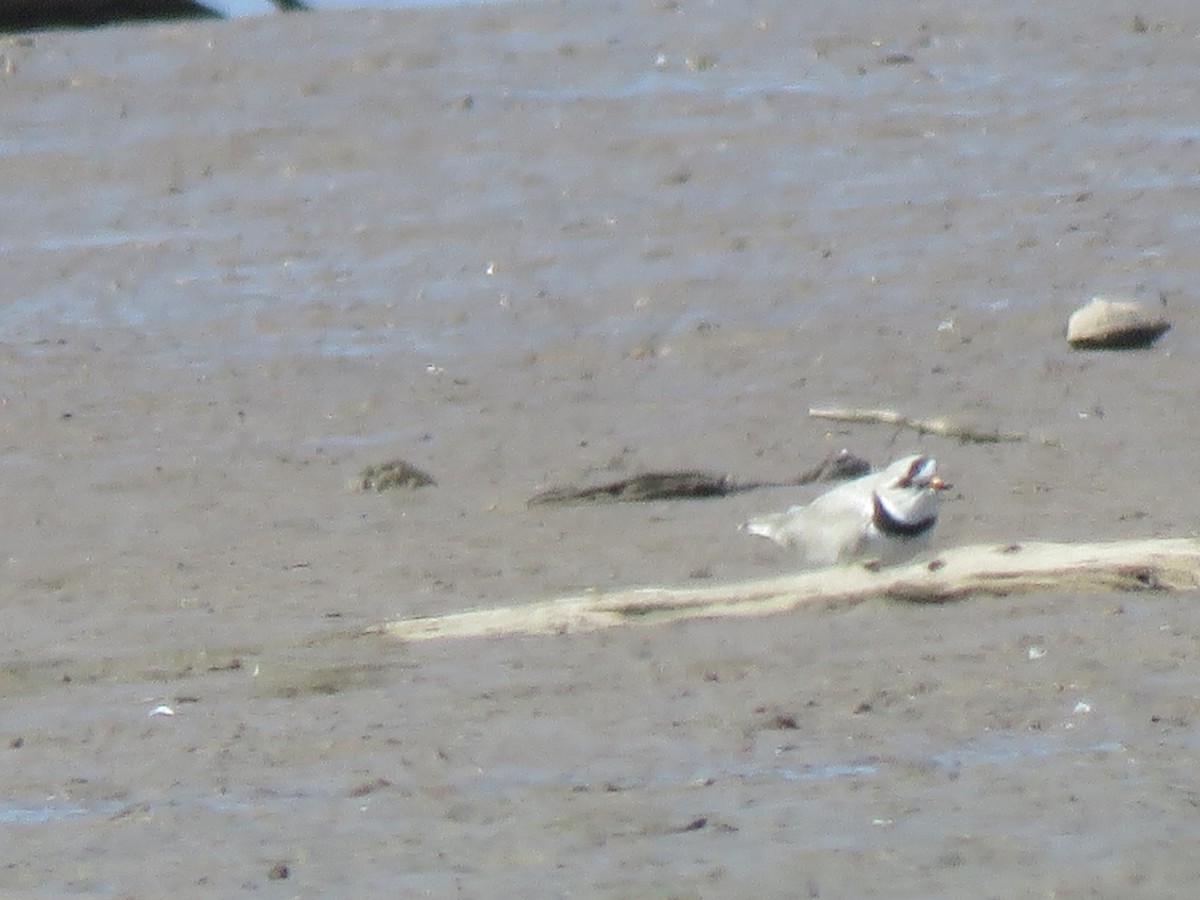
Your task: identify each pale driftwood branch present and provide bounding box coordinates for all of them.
[382,538,1200,642]
[808,406,1027,443]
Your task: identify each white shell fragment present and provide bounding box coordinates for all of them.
[1066,296,1171,349]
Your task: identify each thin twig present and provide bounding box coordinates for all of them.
[809,406,1026,443]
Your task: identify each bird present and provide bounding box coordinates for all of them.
[741,454,948,567]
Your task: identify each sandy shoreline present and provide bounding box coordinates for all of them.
[4,1,1200,895]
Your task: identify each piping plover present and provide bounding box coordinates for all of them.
[741,454,948,567]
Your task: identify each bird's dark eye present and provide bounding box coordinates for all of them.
[896,456,928,488]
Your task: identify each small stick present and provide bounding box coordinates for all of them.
[809,406,1026,443]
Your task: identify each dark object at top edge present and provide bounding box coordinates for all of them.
[0,0,310,32]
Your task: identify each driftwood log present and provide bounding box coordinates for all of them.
[383,538,1200,642]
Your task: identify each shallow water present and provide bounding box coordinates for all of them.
[6,6,1195,371]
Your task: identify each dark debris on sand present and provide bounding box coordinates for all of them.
[527,449,871,506]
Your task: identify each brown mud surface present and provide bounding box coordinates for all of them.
[3,2,1200,895]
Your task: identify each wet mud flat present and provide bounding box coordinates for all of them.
[4,0,1200,895]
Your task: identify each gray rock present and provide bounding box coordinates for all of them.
[1066,296,1171,350]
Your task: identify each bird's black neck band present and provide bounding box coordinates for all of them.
[872,493,937,538]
